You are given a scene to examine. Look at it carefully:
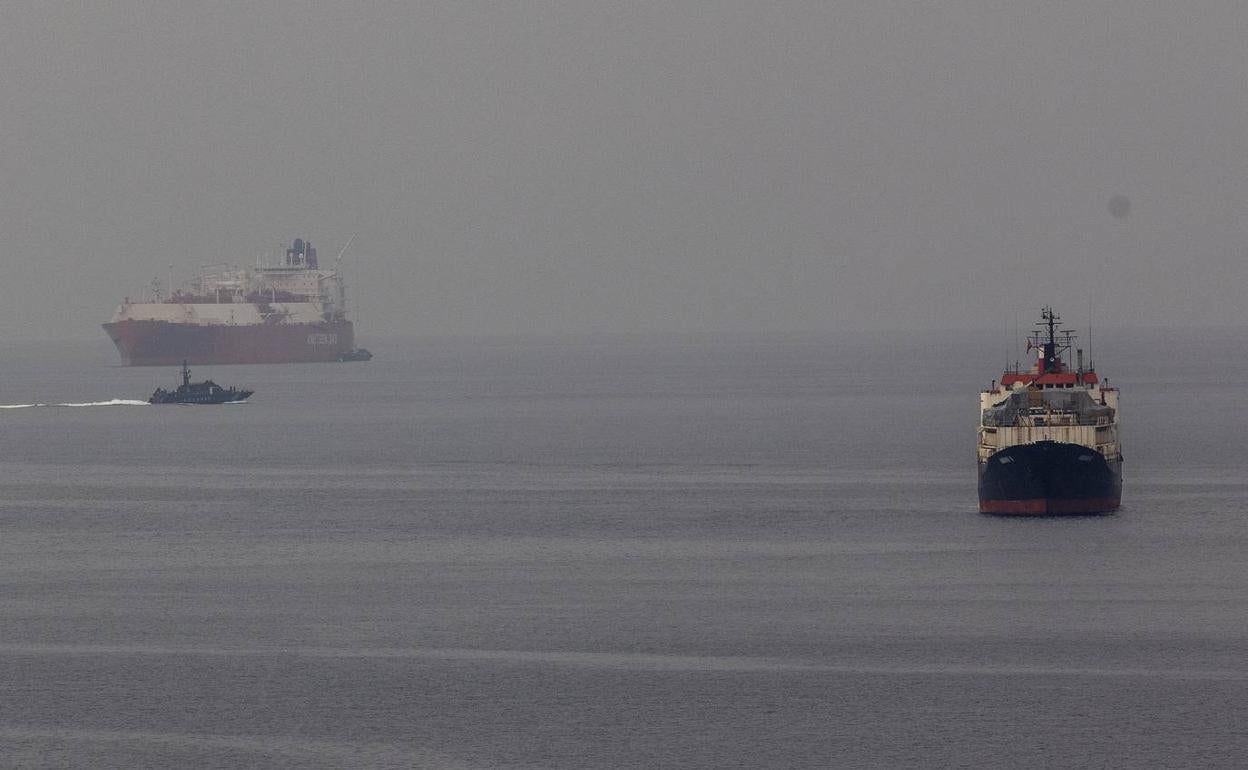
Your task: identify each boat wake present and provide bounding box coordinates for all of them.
[0,399,150,409]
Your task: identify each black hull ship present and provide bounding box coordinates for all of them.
[977,439,1122,515]
[150,361,253,404]
[977,308,1122,515]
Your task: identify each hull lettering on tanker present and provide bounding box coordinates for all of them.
[308,333,338,345]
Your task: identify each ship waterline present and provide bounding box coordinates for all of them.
[104,318,354,366]
[978,440,1122,515]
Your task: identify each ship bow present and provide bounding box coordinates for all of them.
[978,441,1122,515]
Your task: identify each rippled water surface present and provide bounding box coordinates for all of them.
[2,332,1246,768]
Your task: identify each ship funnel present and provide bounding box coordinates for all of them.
[286,237,313,266]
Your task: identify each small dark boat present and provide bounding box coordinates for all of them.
[149,361,253,404]
[337,348,373,362]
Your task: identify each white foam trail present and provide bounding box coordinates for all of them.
[0,727,466,768]
[2,643,1245,680]
[53,399,150,407]
[0,399,149,409]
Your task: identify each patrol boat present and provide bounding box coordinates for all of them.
[149,361,253,404]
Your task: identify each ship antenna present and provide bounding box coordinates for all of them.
[1003,310,1013,374]
[1088,300,1094,371]
[1013,311,1019,372]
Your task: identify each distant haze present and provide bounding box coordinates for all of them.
[2,3,1246,341]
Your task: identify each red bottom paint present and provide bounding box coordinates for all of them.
[980,497,1121,515]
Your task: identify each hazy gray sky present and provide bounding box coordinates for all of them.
[3,2,1246,340]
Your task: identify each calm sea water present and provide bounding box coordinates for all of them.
[2,330,1246,769]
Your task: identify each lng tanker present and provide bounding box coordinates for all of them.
[103,237,355,365]
[977,307,1122,515]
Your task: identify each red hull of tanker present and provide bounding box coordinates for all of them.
[103,319,354,366]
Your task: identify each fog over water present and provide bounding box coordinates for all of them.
[3,3,1248,340]
[4,6,1248,768]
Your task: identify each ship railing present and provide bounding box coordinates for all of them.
[982,412,1113,428]
[985,418,1111,428]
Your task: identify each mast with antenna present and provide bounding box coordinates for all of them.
[1088,301,1094,372]
[1013,311,1020,373]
